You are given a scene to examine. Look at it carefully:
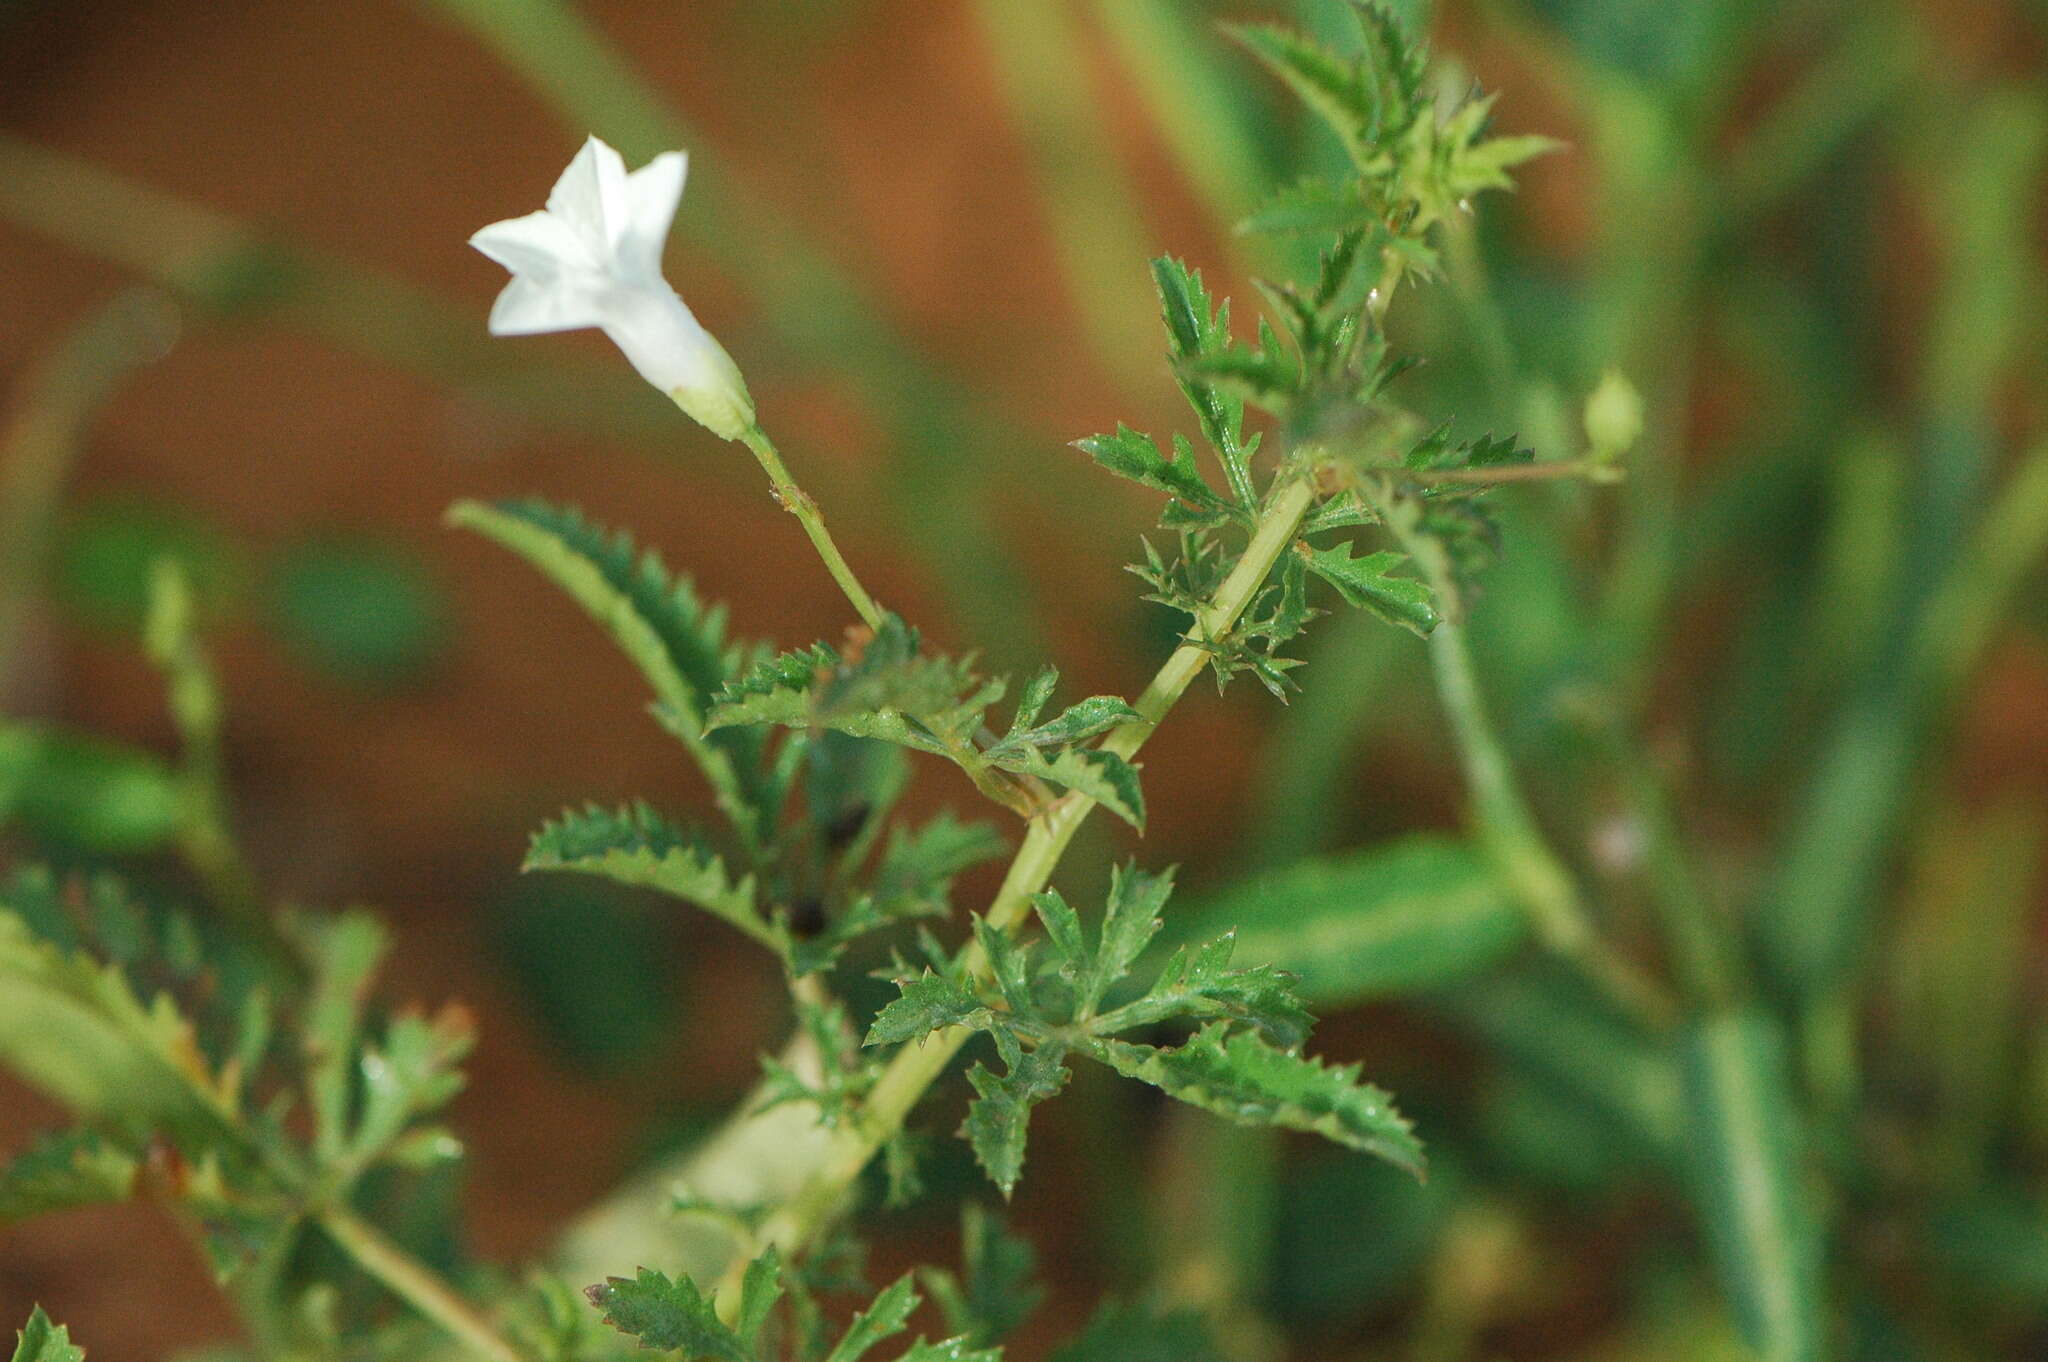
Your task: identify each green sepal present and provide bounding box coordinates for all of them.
[1301,543,1439,635]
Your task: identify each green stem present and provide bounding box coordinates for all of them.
[317,1204,531,1362]
[718,475,1321,1295]
[738,425,886,633]
[1360,476,1674,1027]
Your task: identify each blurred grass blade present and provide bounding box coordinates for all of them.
[1170,835,1527,1006]
[973,0,1164,387]
[0,292,178,679]
[1722,8,1923,226]
[1434,966,1681,1164]
[1760,438,2048,994]
[1680,1007,1826,1362]
[1887,798,2047,1188]
[1096,0,1274,232]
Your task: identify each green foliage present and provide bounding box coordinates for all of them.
[870,864,1415,1193]
[1299,542,1438,634]
[919,1205,1043,1346]
[586,1266,751,1360]
[9,1309,83,1362]
[523,802,776,951]
[1225,3,1558,229]
[708,617,1147,829]
[1094,1025,1423,1177]
[587,1256,995,1362]
[268,533,450,689]
[1679,1010,1826,1362]
[448,498,768,839]
[0,722,183,856]
[1169,836,1526,1005]
[0,1128,139,1223]
[1047,1302,1230,1362]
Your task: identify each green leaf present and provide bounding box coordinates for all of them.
[1177,342,1300,412]
[293,907,387,1165]
[11,1308,84,1362]
[1074,426,1229,513]
[995,747,1145,831]
[344,1007,473,1172]
[867,973,990,1047]
[1008,667,1060,735]
[1302,543,1438,635]
[1223,23,1379,167]
[0,910,245,1157]
[1680,1008,1825,1362]
[584,1267,750,1361]
[1048,1301,1230,1362]
[962,1047,1071,1197]
[707,619,998,768]
[1103,933,1314,1051]
[523,803,774,951]
[446,499,760,819]
[991,696,1143,755]
[1093,1023,1423,1177]
[736,1247,785,1350]
[1029,890,1088,976]
[1451,133,1565,196]
[0,723,183,857]
[872,814,1008,919]
[895,1341,1003,1362]
[824,1273,920,1362]
[1169,836,1526,1006]
[1238,176,1376,236]
[1089,863,1174,1013]
[1151,258,1255,506]
[0,1128,139,1223]
[920,1204,1043,1346]
[448,499,733,704]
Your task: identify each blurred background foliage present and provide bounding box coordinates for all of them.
[1,0,2044,1358]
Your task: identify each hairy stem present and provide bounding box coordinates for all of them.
[739,424,886,633]
[318,1204,531,1362]
[716,475,1321,1299]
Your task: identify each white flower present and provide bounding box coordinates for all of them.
[470,135,754,441]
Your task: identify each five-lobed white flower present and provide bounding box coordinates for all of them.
[470,135,755,441]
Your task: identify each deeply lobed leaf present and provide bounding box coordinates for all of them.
[1092,1023,1423,1177]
